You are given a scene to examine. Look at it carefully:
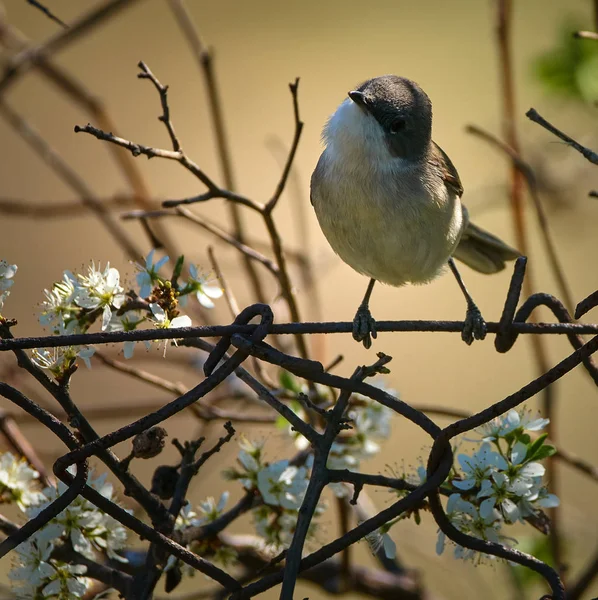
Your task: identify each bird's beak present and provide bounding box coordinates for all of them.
[348,90,368,109]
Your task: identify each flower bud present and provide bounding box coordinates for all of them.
[132,426,168,459]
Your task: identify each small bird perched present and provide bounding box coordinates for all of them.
[310,75,520,348]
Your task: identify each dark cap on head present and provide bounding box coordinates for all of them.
[348,75,433,161]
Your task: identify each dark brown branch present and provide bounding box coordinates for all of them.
[264,78,304,214]
[25,0,68,28]
[526,108,598,165]
[466,124,575,312]
[167,0,266,304]
[0,411,54,486]
[0,0,140,96]
[137,61,181,152]
[208,246,240,317]
[0,17,180,258]
[496,1,563,579]
[0,102,141,260]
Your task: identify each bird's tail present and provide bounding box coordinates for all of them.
[453,221,521,274]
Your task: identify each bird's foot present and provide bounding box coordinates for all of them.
[352,305,377,349]
[462,303,487,345]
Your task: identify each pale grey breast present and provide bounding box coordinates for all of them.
[311,148,464,287]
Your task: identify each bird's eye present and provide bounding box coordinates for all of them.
[390,118,406,134]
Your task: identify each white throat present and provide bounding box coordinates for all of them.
[323,99,403,169]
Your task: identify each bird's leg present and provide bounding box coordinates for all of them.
[448,257,487,345]
[353,278,377,349]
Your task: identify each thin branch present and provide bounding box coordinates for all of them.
[0,0,140,95]
[121,207,278,276]
[526,108,598,165]
[0,411,54,486]
[264,78,304,214]
[0,194,153,217]
[0,17,180,257]
[167,0,267,304]
[137,61,181,152]
[175,208,278,275]
[25,0,68,28]
[93,351,272,423]
[496,1,564,579]
[0,102,141,260]
[208,246,240,317]
[466,124,575,312]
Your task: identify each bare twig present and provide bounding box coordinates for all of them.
[526,108,598,165]
[0,17,179,256]
[496,1,564,578]
[166,0,266,303]
[0,194,154,217]
[137,61,181,152]
[25,0,68,28]
[0,0,140,95]
[264,78,304,214]
[121,207,278,276]
[466,124,575,312]
[0,102,141,260]
[208,246,239,317]
[0,411,54,486]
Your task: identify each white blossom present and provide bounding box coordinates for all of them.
[31,346,95,377]
[134,249,169,298]
[477,471,521,523]
[364,526,397,559]
[452,442,508,491]
[226,436,264,490]
[9,535,55,597]
[75,263,125,331]
[39,272,79,333]
[183,264,223,309]
[106,311,145,359]
[196,492,229,524]
[0,452,45,511]
[27,470,128,564]
[257,461,308,510]
[0,260,17,311]
[476,409,549,441]
[149,303,191,330]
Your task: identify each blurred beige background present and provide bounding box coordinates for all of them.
[0,0,597,599]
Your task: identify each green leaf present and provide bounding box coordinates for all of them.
[517,432,531,445]
[275,414,289,430]
[509,535,554,589]
[279,369,301,393]
[171,255,185,288]
[532,444,557,461]
[532,18,598,104]
[275,399,302,430]
[527,433,548,461]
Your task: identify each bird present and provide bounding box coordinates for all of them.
[310,75,520,348]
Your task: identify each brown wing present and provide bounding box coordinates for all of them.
[429,142,464,198]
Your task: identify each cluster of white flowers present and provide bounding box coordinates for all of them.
[3,462,129,599]
[0,260,17,312]
[0,453,45,511]
[165,492,236,578]
[31,251,222,375]
[286,378,395,499]
[10,535,91,600]
[437,409,558,561]
[225,437,321,549]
